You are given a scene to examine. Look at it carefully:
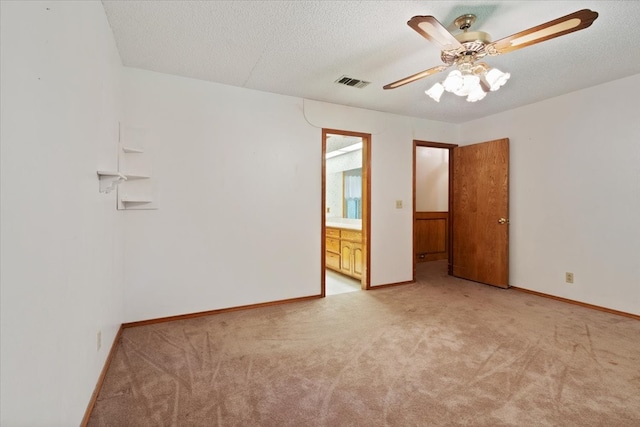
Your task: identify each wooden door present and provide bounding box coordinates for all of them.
[452,138,509,288]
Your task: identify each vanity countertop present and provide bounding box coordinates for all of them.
[326,221,362,231]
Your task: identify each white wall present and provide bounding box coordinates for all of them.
[416,147,449,211]
[0,1,125,426]
[368,113,458,285]
[121,69,321,321]
[121,69,458,322]
[459,74,640,315]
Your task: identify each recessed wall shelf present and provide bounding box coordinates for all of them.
[97,171,127,194]
[117,124,157,210]
[122,147,144,154]
[121,197,153,203]
[97,170,125,177]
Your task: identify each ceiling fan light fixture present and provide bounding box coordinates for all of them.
[425,82,445,102]
[442,70,463,92]
[485,68,511,91]
[466,84,487,102]
[452,73,480,97]
[425,64,509,103]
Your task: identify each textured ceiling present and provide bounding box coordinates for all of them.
[326,134,362,154]
[102,1,640,124]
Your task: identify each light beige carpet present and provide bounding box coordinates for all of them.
[89,261,640,426]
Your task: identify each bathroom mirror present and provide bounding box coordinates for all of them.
[325,134,363,219]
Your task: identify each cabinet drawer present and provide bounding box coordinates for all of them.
[326,227,340,238]
[326,237,340,253]
[326,252,340,270]
[341,230,362,242]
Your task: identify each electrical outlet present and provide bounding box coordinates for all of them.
[396,200,403,209]
[97,331,102,351]
[565,272,574,284]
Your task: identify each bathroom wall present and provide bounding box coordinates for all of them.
[415,146,449,212]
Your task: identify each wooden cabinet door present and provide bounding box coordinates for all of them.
[326,252,340,270]
[326,228,341,238]
[326,237,340,254]
[352,242,363,279]
[340,242,352,275]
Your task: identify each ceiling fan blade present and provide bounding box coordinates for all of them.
[407,16,463,51]
[487,9,599,55]
[383,65,449,90]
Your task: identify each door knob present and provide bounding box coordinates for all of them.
[498,218,509,224]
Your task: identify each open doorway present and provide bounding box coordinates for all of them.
[413,141,457,280]
[322,129,371,296]
[413,139,510,287]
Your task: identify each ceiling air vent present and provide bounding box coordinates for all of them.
[335,75,371,89]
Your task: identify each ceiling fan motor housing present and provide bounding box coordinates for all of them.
[455,31,492,45]
[454,14,477,31]
[441,32,492,66]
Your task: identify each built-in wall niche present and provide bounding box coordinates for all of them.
[117,125,158,210]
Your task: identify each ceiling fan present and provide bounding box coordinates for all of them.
[383,9,599,102]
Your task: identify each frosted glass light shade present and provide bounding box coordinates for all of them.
[466,84,487,102]
[452,74,480,97]
[425,82,445,102]
[426,65,509,102]
[485,68,511,91]
[442,70,463,92]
